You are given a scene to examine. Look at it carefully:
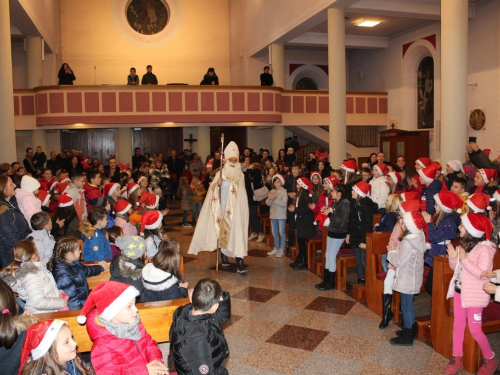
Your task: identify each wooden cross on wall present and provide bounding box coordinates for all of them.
[183,133,197,151]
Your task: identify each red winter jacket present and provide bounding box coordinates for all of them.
[83,183,107,212]
[86,309,163,375]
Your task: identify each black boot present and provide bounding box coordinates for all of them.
[221,254,230,267]
[395,322,418,340]
[318,271,336,291]
[389,327,413,346]
[379,294,394,329]
[236,257,247,274]
[293,255,308,270]
[315,268,329,289]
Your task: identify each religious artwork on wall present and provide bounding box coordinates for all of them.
[417,56,434,129]
[126,0,169,35]
[469,109,486,130]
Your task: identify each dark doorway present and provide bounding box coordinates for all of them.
[210,127,246,156]
[132,127,183,157]
[61,129,115,163]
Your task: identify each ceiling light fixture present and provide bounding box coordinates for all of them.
[355,20,382,27]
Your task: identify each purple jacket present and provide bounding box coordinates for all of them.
[447,242,496,308]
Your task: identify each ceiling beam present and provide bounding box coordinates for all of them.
[288,32,388,49]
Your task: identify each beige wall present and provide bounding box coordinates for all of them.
[60,0,230,85]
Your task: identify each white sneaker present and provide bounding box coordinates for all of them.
[267,249,278,256]
[182,223,192,228]
[276,250,285,258]
[256,234,265,243]
[248,233,258,241]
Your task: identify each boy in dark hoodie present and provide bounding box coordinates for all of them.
[109,234,145,297]
[170,278,230,375]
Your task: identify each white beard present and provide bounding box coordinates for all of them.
[223,162,242,182]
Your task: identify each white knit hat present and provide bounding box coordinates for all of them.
[21,175,41,192]
[447,160,464,173]
[272,174,285,187]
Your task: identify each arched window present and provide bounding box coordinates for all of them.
[417,56,434,129]
[295,77,318,90]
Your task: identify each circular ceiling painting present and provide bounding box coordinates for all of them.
[126,0,169,35]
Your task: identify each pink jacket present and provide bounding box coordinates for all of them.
[447,241,496,308]
[387,220,402,251]
[15,188,42,227]
[115,217,138,236]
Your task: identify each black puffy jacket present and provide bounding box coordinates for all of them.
[347,196,378,247]
[170,292,231,375]
[51,258,103,310]
[0,197,31,268]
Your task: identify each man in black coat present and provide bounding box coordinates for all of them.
[141,65,158,85]
[132,147,147,170]
[260,66,273,86]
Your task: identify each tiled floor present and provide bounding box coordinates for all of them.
[164,201,491,375]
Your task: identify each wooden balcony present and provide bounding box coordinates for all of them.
[13,86,388,129]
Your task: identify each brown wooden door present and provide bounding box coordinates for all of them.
[210,127,246,156]
[132,127,183,157]
[61,129,115,163]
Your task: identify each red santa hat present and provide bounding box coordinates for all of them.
[402,211,430,248]
[297,177,313,193]
[114,200,132,215]
[373,163,388,176]
[19,319,68,372]
[37,190,51,206]
[353,181,371,198]
[493,189,500,202]
[137,176,148,186]
[139,192,160,209]
[434,191,463,214]
[103,183,120,197]
[340,160,358,174]
[59,177,71,184]
[416,157,432,169]
[466,193,491,213]
[418,164,439,184]
[206,161,213,170]
[77,281,140,324]
[57,194,74,208]
[309,171,322,184]
[324,176,340,190]
[54,182,69,195]
[484,149,491,157]
[400,191,419,202]
[127,182,139,196]
[462,213,493,240]
[479,168,498,184]
[400,199,421,214]
[140,210,163,235]
[387,172,402,185]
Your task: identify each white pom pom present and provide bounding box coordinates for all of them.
[487,206,492,211]
[309,194,313,197]
[140,232,145,237]
[313,222,318,226]
[426,243,432,249]
[456,208,462,214]
[356,171,360,175]
[77,315,87,325]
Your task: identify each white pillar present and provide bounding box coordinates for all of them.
[441,0,468,163]
[196,127,210,161]
[26,36,43,88]
[328,8,346,168]
[115,128,133,166]
[0,1,17,162]
[272,126,285,160]
[31,130,47,154]
[270,43,285,89]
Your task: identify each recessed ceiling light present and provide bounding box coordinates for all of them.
[355,20,382,27]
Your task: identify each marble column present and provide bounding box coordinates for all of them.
[270,43,285,89]
[441,0,468,163]
[272,126,285,160]
[328,7,346,168]
[196,127,211,161]
[0,1,18,162]
[26,36,43,88]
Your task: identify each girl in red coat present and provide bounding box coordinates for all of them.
[78,281,168,375]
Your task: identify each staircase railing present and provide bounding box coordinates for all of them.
[294,142,327,163]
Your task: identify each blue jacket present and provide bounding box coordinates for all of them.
[422,180,443,215]
[0,197,31,268]
[376,211,399,232]
[425,212,460,267]
[81,228,112,261]
[141,263,187,303]
[51,258,103,310]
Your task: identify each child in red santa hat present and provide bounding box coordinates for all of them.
[78,281,168,375]
[19,319,91,375]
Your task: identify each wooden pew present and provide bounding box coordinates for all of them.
[431,253,500,374]
[365,231,392,314]
[35,298,190,353]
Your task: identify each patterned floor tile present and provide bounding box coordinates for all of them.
[224,317,284,341]
[242,342,311,375]
[247,303,302,324]
[305,296,357,315]
[232,286,281,303]
[314,333,378,361]
[266,324,329,351]
[293,352,365,375]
